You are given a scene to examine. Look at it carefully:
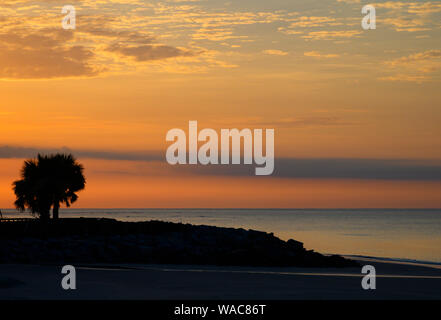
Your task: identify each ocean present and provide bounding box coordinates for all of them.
[2,208,441,263]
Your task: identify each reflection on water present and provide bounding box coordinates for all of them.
[2,208,441,263]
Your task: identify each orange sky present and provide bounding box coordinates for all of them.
[1,0,441,208]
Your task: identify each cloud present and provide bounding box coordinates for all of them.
[287,16,341,28]
[375,2,441,32]
[0,146,163,162]
[382,17,431,32]
[1,0,438,79]
[107,43,193,62]
[2,145,441,181]
[262,49,288,56]
[374,2,441,15]
[273,158,441,180]
[302,30,362,40]
[378,74,430,82]
[0,8,201,79]
[0,28,100,79]
[304,51,339,58]
[386,50,441,66]
[205,116,357,128]
[380,50,441,82]
[252,116,355,128]
[278,15,361,41]
[180,158,441,181]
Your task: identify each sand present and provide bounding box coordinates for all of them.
[1,257,441,299]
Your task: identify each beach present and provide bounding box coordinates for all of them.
[1,258,441,300]
[1,217,440,300]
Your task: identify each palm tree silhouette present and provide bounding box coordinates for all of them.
[12,153,86,220]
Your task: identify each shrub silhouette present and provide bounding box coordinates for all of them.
[12,153,85,220]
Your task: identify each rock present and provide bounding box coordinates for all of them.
[0,218,359,267]
[287,239,304,250]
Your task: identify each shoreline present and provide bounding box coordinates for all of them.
[1,216,440,266]
[1,218,440,299]
[343,255,441,269]
[2,208,440,264]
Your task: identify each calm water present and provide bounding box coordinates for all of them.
[2,208,441,263]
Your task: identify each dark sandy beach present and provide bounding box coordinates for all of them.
[1,219,440,300]
[1,257,441,300]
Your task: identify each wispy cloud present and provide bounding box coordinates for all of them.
[301,30,362,41]
[374,1,441,15]
[0,0,439,81]
[107,43,193,62]
[380,50,441,82]
[304,51,340,58]
[262,49,289,56]
[385,49,441,66]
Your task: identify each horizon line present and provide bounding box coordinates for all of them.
[2,207,441,211]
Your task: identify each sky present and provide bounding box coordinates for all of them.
[1,0,441,208]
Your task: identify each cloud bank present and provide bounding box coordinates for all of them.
[1,145,441,181]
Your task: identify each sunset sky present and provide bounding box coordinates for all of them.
[1,0,441,208]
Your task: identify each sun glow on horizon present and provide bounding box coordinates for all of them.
[1,0,441,208]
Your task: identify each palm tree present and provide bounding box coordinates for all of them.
[12,153,86,220]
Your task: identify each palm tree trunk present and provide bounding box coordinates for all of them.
[53,202,60,219]
[40,209,50,222]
